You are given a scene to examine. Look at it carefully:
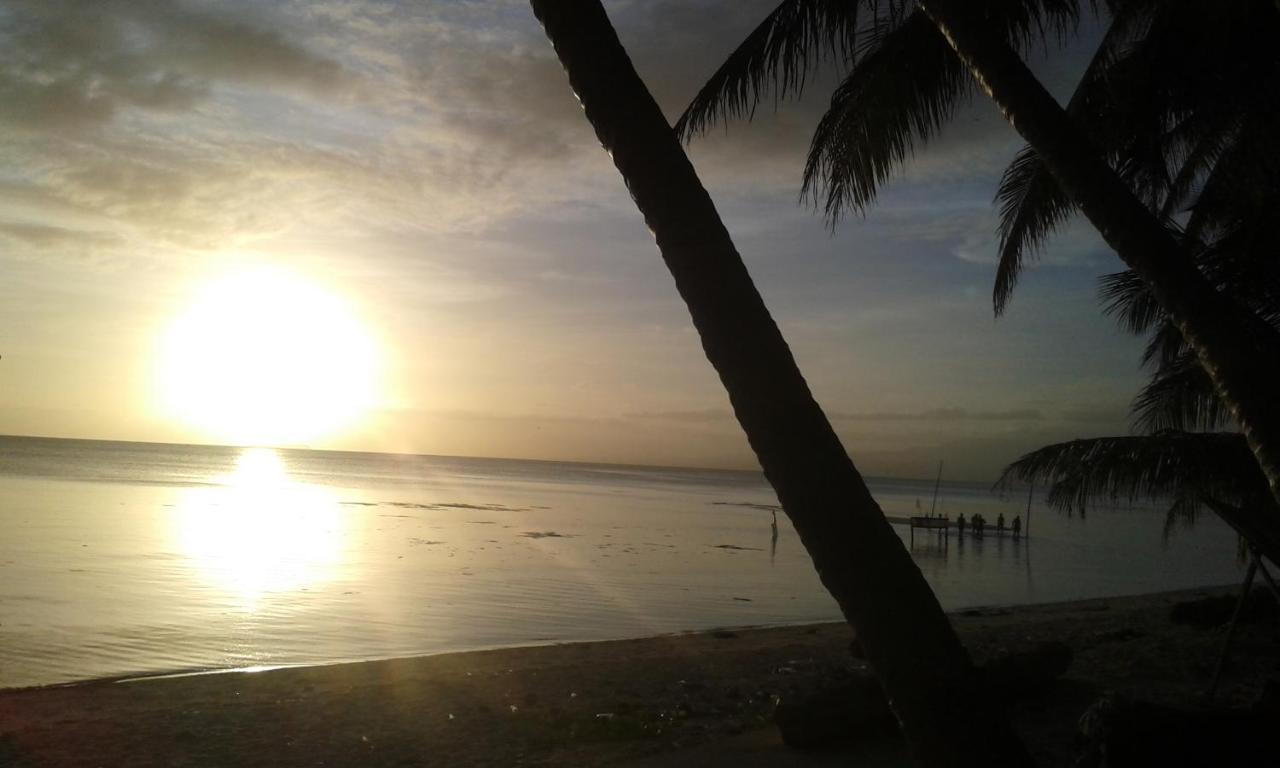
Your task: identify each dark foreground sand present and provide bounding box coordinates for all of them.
[1,586,1275,767]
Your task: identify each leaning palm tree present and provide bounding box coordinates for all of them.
[528,2,1033,765]
[677,0,1280,523]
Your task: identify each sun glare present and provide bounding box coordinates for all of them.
[159,266,380,447]
[174,448,344,608]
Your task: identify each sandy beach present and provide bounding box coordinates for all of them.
[1,585,1274,767]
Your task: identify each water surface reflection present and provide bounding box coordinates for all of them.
[173,448,344,609]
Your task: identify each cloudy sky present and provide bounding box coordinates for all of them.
[0,0,1148,481]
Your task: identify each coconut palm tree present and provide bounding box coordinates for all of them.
[991,0,1280,562]
[527,2,1033,765]
[991,0,1280,314]
[677,0,1280,523]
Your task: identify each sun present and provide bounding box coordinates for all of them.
[158,265,380,447]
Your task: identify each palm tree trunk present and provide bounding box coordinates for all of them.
[918,0,1280,520]
[528,2,1032,765]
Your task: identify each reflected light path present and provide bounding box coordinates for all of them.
[174,448,344,609]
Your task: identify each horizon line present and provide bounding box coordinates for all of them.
[0,432,1001,488]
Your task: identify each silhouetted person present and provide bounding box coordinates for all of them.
[970,513,981,537]
[770,509,779,565]
[1012,515,1022,540]
[997,513,1005,535]
[956,514,966,536]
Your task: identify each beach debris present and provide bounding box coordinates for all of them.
[1169,589,1278,629]
[381,501,526,512]
[710,502,781,511]
[776,642,1074,750]
[1075,688,1280,767]
[775,674,898,749]
[849,637,866,659]
[732,596,753,602]
[1092,628,1145,644]
[982,641,1073,698]
[521,531,572,539]
[713,544,762,551]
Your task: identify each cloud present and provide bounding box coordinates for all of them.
[0,220,137,271]
[623,408,735,423]
[0,0,353,135]
[831,407,1044,423]
[953,215,1110,268]
[0,0,1101,274]
[1058,405,1131,425]
[620,405,1051,425]
[0,221,113,247]
[403,39,591,164]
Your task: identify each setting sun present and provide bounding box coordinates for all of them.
[158,266,380,447]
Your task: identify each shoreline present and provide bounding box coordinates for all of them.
[3,584,1271,767]
[3,584,1239,695]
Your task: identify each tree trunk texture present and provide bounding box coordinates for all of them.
[528,2,1033,766]
[919,0,1280,532]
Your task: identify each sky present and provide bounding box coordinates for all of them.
[0,0,1152,481]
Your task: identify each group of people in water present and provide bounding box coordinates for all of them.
[955,512,1022,539]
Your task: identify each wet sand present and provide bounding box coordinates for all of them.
[1,585,1273,767]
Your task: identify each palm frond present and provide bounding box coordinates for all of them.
[983,0,1083,50]
[1157,113,1240,222]
[1199,227,1280,326]
[1201,497,1280,566]
[1130,351,1230,433]
[988,1,1152,315]
[1138,319,1188,371]
[1098,270,1163,335]
[992,146,1076,314]
[1185,106,1280,247]
[801,10,969,219]
[996,432,1268,519]
[674,0,866,142]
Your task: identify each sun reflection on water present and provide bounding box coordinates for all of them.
[175,448,344,609]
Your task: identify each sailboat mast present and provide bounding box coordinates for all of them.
[929,460,943,517]
[1025,480,1034,537]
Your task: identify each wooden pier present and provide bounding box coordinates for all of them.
[894,515,1025,546]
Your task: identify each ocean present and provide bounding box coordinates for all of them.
[0,435,1243,689]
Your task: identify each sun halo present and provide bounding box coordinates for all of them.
[157,266,380,447]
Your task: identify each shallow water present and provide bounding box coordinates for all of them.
[0,436,1243,689]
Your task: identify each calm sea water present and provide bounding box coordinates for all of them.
[0,435,1243,689]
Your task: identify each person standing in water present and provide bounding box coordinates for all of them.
[770,509,779,565]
